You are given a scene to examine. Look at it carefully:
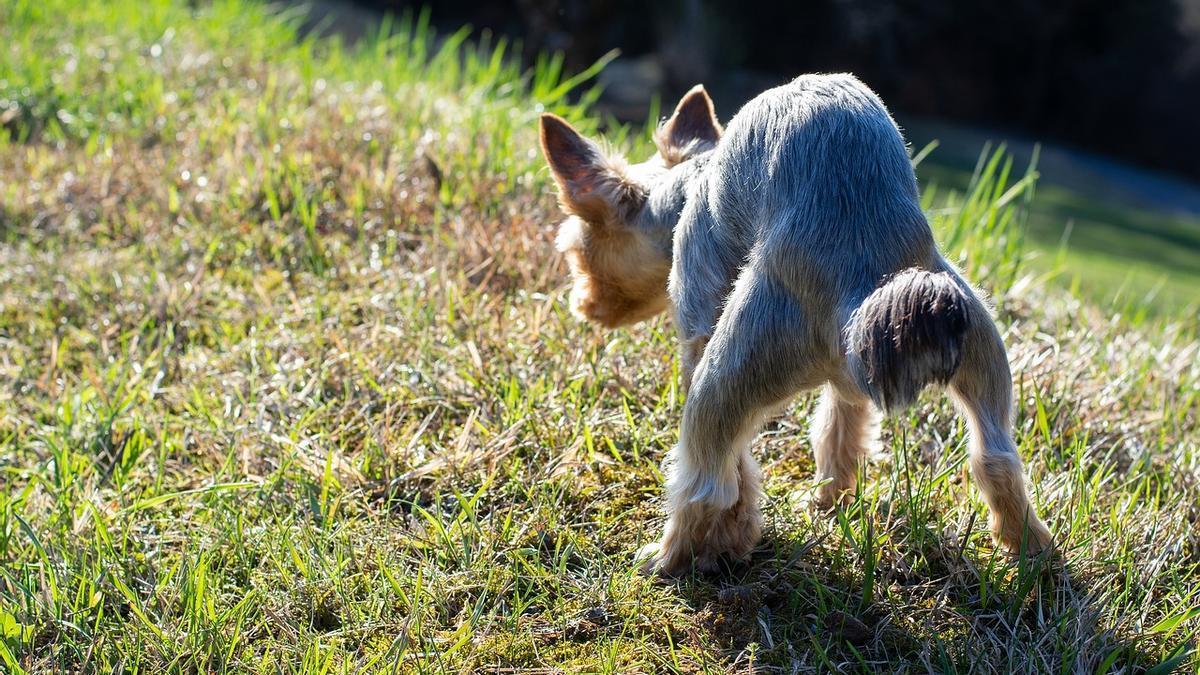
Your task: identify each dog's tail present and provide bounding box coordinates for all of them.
[845,268,972,413]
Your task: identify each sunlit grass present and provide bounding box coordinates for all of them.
[915,145,1200,317]
[1,0,1198,673]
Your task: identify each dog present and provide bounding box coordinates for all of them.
[538,73,1052,576]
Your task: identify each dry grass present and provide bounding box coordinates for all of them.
[1,1,1198,672]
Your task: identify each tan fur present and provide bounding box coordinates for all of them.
[811,385,879,508]
[555,216,671,327]
[642,445,762,576]
[539,115,646,225]
[539,110,701,328]
[654,137,719,170]
[950,315,1054,554]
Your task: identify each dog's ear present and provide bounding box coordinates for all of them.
[540,114,643,224]
[656,85,721,165]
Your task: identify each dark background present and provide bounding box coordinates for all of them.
[333,0,1200,185]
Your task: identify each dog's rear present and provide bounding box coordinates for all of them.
[845,268,971,413]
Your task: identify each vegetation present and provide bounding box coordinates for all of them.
[1,0,1197,672]
[914,147,1200,316]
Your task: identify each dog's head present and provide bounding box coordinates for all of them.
[539,86,721,327]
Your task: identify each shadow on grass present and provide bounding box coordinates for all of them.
[667,527,1167,672]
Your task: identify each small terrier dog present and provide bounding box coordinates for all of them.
[538,74,1052,576]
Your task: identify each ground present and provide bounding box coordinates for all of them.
[1,1,1198,673]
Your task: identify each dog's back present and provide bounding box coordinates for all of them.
[706,74,937,309]
[678,74,950,390]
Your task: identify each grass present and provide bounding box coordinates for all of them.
[913,142,1200,317]
[1,0,1198,672]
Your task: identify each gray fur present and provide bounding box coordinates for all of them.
[635,75,962,421]
[539,73,1052,574]
[631,76,942,366]
[846,269,971,412]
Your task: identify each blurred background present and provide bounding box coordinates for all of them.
[297,0,1200,311]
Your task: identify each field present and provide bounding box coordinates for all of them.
[1,0,1198,672]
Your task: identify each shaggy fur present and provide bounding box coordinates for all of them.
[847,269,971,412]
[537,74,1052,577]
[811,384,880,509]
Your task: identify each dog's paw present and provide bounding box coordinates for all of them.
[1022,521,1055,557]
[809,482,852,514]
[635,542,664,576]
[636,541,735,578]
[994,515,1054,558]
[635,541,705,578]
[636,542,688,580]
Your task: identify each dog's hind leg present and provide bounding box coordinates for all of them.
[950,297,1052,555]
[643,270,824,576]
[811,384,879,509]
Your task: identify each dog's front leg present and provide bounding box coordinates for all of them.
[643,268,819,576]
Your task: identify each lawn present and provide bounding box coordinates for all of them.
[1,1,1198,673]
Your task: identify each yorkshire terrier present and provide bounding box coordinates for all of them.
[538,73,1052,576]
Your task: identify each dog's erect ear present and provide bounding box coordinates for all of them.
[540,114,643,224]
[656,85,721,165]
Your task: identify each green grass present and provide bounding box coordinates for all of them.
[2,1,1198,672]
[915,144,1200,317]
